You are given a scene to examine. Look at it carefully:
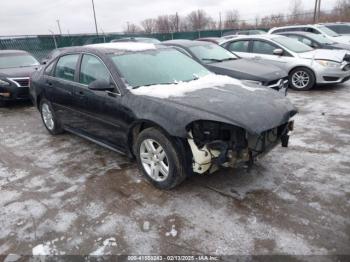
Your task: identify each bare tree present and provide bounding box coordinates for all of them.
[270,14,285,27]
[123,1,347,35]
[186,9,212,31]
[289,0,304,23]
[141,19,157,34]
[224,10,240,29]
[169,13,181,32]
[155,15,172,33]
[124,22,141,34]
[332,0,350,20]
[254,15,260,28]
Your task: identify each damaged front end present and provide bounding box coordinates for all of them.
[187,120,294,174]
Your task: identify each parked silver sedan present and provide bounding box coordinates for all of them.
[221,34,350,90]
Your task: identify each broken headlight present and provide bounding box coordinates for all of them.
[189,121,247,151]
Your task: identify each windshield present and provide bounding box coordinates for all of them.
[0,53,39,69]
[189,44,238,64]
[273,37,313,53]
[325,24,350,35]
[110,49,210,88]
[316,25,340,37]
[307,34,335,44]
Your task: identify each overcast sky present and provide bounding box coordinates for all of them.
[0,0,336,36]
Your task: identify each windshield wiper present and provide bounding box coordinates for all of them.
[201,58,223,63]
[220,57,237,61]
[133,82,178,89]
[202,57,237,63]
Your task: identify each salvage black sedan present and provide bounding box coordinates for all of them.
[0,50,39,106]
[162,40,289,93]
[30,43,297,189]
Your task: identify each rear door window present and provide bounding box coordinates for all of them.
[54,54,79,81]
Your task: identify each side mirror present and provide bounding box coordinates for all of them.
[88,79,115,91]
[273,48,284,56]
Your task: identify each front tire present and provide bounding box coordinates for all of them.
[135,127,188,189]
[40,99,63,135]
[289,67,315,91]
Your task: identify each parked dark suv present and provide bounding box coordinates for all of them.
[30,43,296,189]
[0,50,39,106]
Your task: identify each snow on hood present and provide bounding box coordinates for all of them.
[298,49,349,62]
[86,42,156,52]
[130,74,266,99]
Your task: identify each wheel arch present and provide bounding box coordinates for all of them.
[36,91,47,110]
[288,65,316,79]
[127,120,176,158]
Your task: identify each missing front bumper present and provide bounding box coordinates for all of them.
[187,121,294,174]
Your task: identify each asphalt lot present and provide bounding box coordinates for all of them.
[0,83,349,259]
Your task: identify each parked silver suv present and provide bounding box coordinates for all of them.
[221,35,350,90]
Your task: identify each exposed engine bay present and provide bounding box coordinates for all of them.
[187,120,294,174]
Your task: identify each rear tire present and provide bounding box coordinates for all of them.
[40,99,64,135]
[289,67,315,91]
[135,127,188,189]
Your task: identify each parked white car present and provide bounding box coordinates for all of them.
[322,23,350,36]
[268,24,350,45]
[221,34,350,90]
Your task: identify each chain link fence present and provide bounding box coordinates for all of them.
[0,28,268,61]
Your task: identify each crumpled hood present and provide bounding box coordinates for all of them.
[0,66,38,78]
[206,58,287,82]
[129,75,297,136]
[298,49,349,62]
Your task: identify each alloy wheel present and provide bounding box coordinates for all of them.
[292,71,310,89]
[139,139,169,182]
[41,103,55,131]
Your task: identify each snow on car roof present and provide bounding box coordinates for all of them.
[130,74,265,99]
[86,42,157,52]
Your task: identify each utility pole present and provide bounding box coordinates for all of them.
[313,0,322,23]
[317,0,322,22]
[219,12,222,32]
[91,0,99,36]
[313,0,319,23]
[48,30,58,49]
[56,19,62,35]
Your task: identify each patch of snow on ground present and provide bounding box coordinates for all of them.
[130,74,264,98]
[32,241,64,255]
[90,237,117,256]
[165,225,178,237]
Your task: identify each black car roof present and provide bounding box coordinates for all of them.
[162,39,212,47]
